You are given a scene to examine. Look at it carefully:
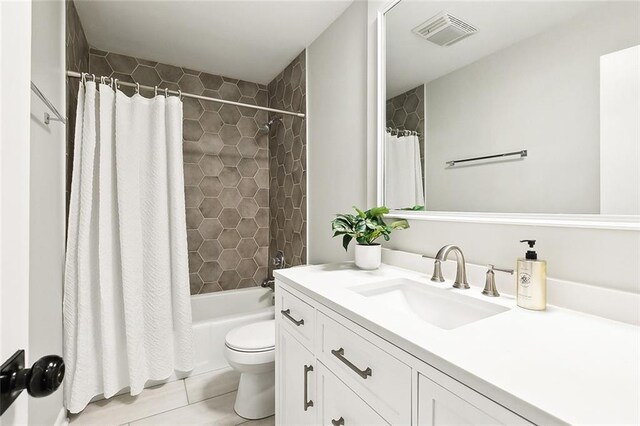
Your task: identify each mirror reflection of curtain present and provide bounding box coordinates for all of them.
[385,132,425,209]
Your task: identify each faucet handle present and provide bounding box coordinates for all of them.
[489,264,514,275]
[482,265,514,297]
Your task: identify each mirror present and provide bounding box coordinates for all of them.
[382,1,639,217]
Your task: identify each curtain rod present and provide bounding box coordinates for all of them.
[386,126,420,137]
[66,71,305,119]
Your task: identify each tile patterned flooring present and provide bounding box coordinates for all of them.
[69,367,274,426]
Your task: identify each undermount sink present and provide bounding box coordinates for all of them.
[351,278,509,330]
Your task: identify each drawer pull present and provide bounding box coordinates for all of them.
[303,364,313,411]
[281,309,304,326]
[331,417,345,426]
[331,348,372,379]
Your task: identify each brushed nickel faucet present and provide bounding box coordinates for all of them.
[430,245,469,289]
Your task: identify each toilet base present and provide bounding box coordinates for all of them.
[234,370,275,420]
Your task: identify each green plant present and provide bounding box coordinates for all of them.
[331,206,409,251]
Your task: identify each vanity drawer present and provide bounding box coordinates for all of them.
[317,312,412,425]
[318,362,388,426]
[278,287,315,349]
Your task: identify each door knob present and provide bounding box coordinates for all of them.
[0,350,65,416]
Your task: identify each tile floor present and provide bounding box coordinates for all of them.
[69,367,274,426]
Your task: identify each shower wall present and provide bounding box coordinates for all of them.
[85,50,270,294]
[65,1,307,294]
[267,52,307,268]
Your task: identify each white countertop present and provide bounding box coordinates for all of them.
[274,262,640,425]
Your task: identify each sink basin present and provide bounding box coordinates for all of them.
[351,278,509,330]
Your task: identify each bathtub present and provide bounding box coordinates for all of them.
[89,287,273,402]
[190,287,274,375]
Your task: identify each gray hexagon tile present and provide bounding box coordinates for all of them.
[84,47,299,294]
[268,51,306,269]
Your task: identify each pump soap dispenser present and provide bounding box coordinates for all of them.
[517,240,547,310]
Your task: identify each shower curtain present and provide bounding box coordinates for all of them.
[385,132,425,209]
[64,81,193,413]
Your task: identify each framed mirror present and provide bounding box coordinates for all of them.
[377,0,640,230]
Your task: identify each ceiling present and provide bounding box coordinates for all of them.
[385,1,605,98]
[74,0,353,85]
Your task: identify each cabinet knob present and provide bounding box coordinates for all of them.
[0,350,65,415]
[331,417,345,426]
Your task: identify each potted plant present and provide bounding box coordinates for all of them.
[331,206,409,270]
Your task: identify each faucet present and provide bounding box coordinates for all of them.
[261,251,286,291]
[430,245,469,289]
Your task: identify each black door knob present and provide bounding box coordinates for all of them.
[0,350,65,416]
[19,354,65,397]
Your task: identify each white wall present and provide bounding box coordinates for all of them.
[307,1,369,264]
[0,1,32,424]
[600,45,640,215]
[29,0,66,424]
[333,0,640,294]
[423,3,639,214]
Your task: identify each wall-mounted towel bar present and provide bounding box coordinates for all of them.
[446,150,527,167]
[31,82,67,125]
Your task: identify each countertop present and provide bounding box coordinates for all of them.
[274,262,640,425]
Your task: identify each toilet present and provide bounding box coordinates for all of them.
[224,319,276,420]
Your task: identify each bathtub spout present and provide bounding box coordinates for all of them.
[261,278,275,291]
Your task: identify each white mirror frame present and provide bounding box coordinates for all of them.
[376,0,640,231]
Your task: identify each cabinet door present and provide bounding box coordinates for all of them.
[418,374,530,426]
[318,363,388,426]
[277,327,316,426]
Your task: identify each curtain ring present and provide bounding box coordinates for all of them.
[154,86,158,96]
[100,76,106,85]
[91,74,96,82]
[177,89,182,100]
[135,82,140,94]
[113,79,118,90]
[81,73,86,85]
[164,88,169,97]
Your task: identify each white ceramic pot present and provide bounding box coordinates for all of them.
[354,244,382,270]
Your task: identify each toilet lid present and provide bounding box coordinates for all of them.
[225,320,275,352]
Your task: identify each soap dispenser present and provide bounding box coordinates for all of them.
[517,240,547,310]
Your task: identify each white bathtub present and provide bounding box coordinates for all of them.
[190,287,274,375]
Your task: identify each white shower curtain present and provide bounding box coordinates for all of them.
[385,132,425,209]
[64,81,194,413]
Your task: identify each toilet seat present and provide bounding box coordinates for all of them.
[225,320,275,353]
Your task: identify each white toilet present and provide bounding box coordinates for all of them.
[224,319,276,420]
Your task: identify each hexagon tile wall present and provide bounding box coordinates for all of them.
[386,85,425,172]
[86,49,273,294]
[268,52,307,269]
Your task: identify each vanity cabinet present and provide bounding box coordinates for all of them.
[318,363,388,426]
[276,327,316,426]
[417,374,529,426]
[275,282,533,426]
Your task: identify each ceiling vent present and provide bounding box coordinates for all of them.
[412,12,477,47]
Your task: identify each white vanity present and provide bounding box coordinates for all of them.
[274,255,639,425]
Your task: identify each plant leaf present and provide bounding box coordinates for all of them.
[390,219,410,230]
[342,235,353,251]
[367,206,390,217]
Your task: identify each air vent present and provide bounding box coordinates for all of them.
[412,11,477,47]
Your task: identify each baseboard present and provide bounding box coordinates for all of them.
[54,406,69,426]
